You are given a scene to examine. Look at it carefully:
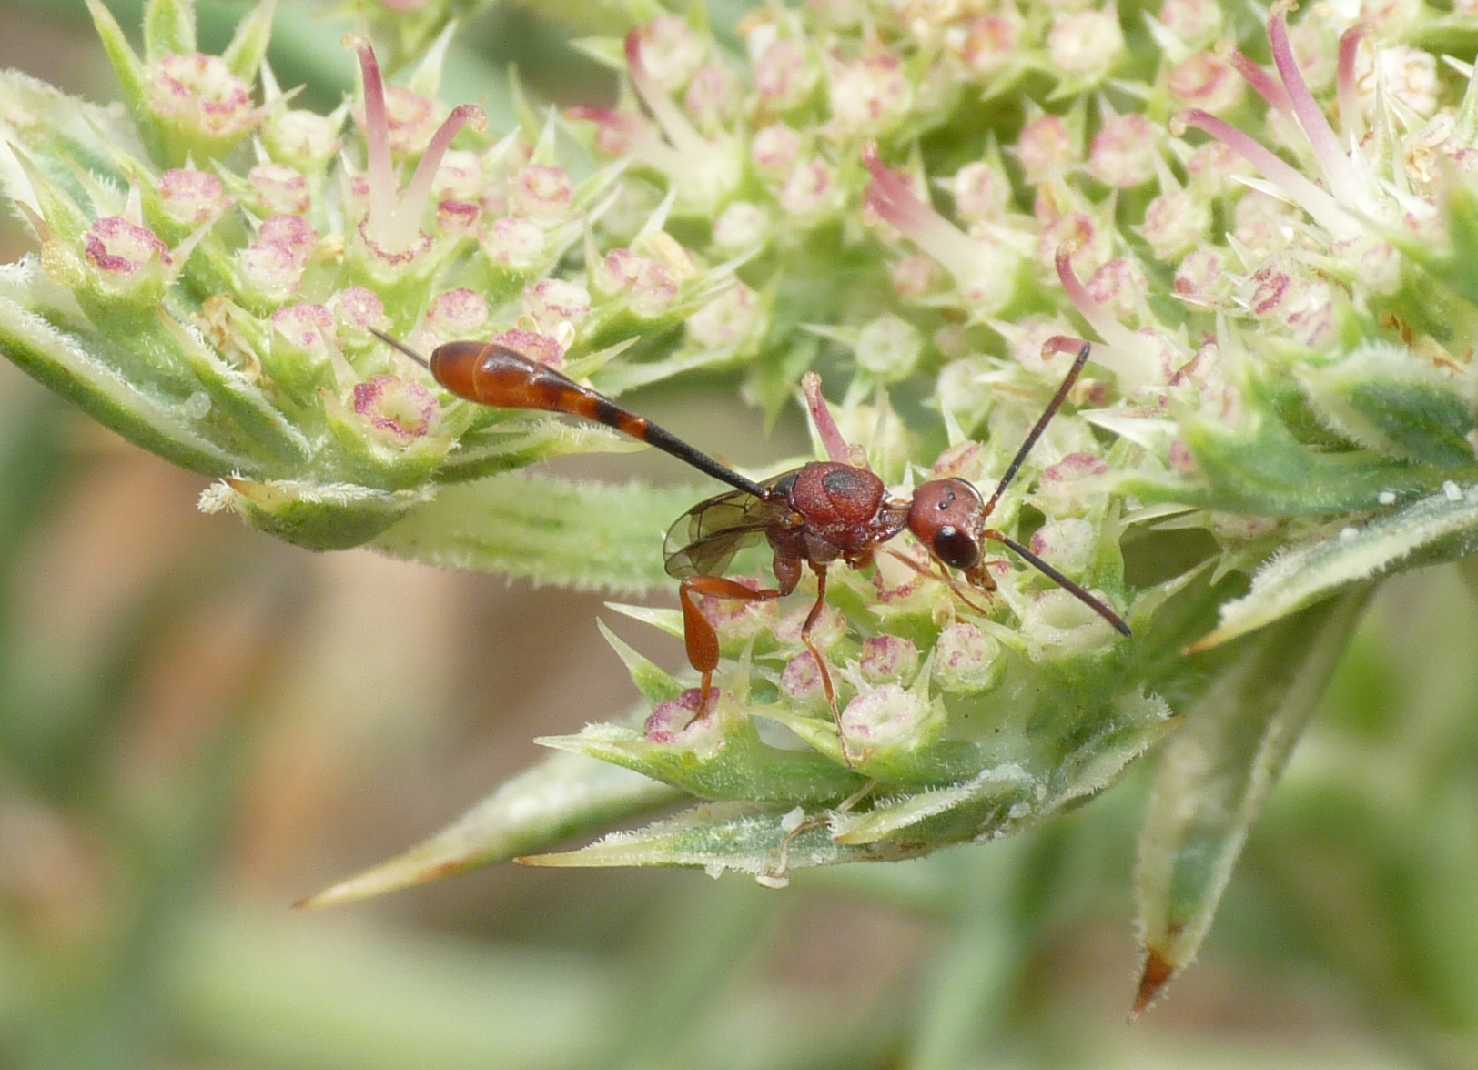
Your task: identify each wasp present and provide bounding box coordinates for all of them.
[370,328,1129,742]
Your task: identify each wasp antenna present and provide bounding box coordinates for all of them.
[991,531,1131,637]
[982,337,1092,521]
[368,326,431,370]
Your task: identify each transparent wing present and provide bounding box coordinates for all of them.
[662,471,799,579]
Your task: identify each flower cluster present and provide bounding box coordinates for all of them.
[4,0,1478,1014]
[0,1,764,545]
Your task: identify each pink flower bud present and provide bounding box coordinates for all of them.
[1158,0,1221,44]
[684,63,740,131]
[633,16,706,92]
[1143,188,1211,262]
[425,288,489,338]
[272,302,336,357]
[437,199,481,236]
[826,51,912,137]
[780,157,841,221]
[1088,114,1158,188]
[1036,452,1109,516]
[1168,52,1243,112]
[148,53,259,144]
[1020,588,1120,659]
[1173,247,1230,303]
[430,149,484,201]
[1287,16,1338,92]
[1208,512,1279,541]
[999,316,1075,377]
[754,39,816,108]
[84,216,171,293]
[860,636,919,683]
[644,688,723,744]
[523,278,593,335]
[1363,45,1439,117]
[1046,10,1124,81]
[712,202,771,252]
[1168,438,1198,474]
[697,576,775,640]
[480,216,545,270]
[492,328,565,369]
[1231,190,1298,256]
[330,287,389,342]
[1184,140,1246,196]
[158,169,230,228]
[511,165,574,222]
[1086,258,1149,321]
[352,373,439,445]
[932,357,988,417]
[258,214,319,256]
[248,163,311,216]
[1028,518,1097,577]
[265,108,342,170]
[752,123,803,176]
[1242,263,1335,348]
[890,254,942,300]
[855,315,923,380]
[951,161,1012,224]
[840,683,932,750]
[933,621,1002,692]
[237,240,306,301]
[958,14,1022,76]
[780,653,825,703]
[596,249,678,318]
[775,601,846,648]
[929,440,989,482]
[687,283,760,348]
[1015,115,1076,184]
[355,85,440,156]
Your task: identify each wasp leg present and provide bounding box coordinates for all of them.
[679,556,801,717]
[882,548,993,617]
[801,563,857,764]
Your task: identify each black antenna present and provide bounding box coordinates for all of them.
[991,532,1131,637]
[369,326,430,370]
[982,338,1092,521]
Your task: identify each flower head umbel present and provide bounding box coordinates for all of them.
[7,0,1478,1021]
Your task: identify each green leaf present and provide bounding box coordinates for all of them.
[0,265,244,476]
[521,801,927,877]
[221,0,277,82]
[200,477,432,550]
[143,0,197,61]
[371,474,703,594]
[536,716,866,805]
[1297,343,1476,468]
[1132,589,1370,1016]
[85,0,156,159]
[1191,484,1478,651]
[595,619,683,704]
[433,419,644,483]
[301,745,681,909]
[1123,393,1478,516]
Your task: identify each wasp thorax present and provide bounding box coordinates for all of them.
[908,478,985,569]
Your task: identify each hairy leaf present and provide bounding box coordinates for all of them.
[1191,484,1478,651]
[371,474,703,594]
[302,745,681,909]
[1132,589,1370,1015]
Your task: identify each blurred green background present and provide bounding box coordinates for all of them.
[1,3,1476,1068]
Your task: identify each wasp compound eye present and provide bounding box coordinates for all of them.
[932,525,980,569]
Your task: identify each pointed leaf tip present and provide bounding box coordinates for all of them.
[1130,946,1176,1020]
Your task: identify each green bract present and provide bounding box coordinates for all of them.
[2,0,1476,1012]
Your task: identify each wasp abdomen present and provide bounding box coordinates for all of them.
[429,341,651,440]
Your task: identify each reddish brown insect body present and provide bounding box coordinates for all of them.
[370,329,1130,751]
